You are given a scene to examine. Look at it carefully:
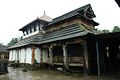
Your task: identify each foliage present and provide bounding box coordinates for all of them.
[7,36,23,47]
[101,29,110,33]
[96,26,120,34]
[112,26,120,32]
[95,28,110,33]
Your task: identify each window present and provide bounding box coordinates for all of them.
[34,26,36,32]
[36,24,39,31]
[26,30,28,35]
[28,29,30,34]
[32,27,34,32]
[30,27,32,33]
[23,31,26,36]
[40,24,43,30]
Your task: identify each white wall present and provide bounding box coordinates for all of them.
[42,49,49,63]
[23,31,39,38]
[9,50,18,62]
[18,49,21,62]
[12,50,16,61]
[15,50,18,61]
[9,47,49,65]
[10,48,32,64]
[9,50,13,61]
[19,48,25,63]
[26,48,32,64]
[35,48,40,63]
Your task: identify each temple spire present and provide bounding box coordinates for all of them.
[44,11,46,15]
[40,11,52,21]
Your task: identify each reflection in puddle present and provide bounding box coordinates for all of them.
[0,67,118,80]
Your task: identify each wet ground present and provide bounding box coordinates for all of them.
[0,67,120,80]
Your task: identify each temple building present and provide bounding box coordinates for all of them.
[8,4,120,75]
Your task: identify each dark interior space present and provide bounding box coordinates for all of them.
[66,43,84,72]
[98,33,120,75]
[52,46,63,63]
[87,37,98,74]
[67,43,83,56]
[52,46,63,56]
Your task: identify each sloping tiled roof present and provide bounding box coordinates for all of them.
[0,44,8,53]
[8,24,93,49]
[46,4,98,27]
[8,4,99,49]
[8,34,41,49]
[115,0,120,7]
[33,24,89,44]
[19,18,48,31]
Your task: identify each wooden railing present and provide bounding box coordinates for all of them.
[53,56,63,63]
[53,56,84,64]
[68,56,84,64]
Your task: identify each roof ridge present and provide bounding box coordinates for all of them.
[19,18,48,31]
[47,4,91,26]
[50,4,90,21]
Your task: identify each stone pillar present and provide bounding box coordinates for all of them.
[48,46,53,68]
[82,41,89,74]
[63,44,69,71]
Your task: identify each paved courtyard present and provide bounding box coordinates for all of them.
[0,67,119,80]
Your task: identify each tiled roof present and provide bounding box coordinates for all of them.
[115,0,120,7]
[8,33,41,49]
[47,4,97,27]
[19,18,48,31]
[8,24,93,49]
[0,44,8,53]
[8,4,99,49]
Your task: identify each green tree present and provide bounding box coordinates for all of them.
[112,26,120,32]
[7,36,23,47]
[101,29,110,33]
[95,28,110,33]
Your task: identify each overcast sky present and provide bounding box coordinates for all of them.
[0,0,119,45]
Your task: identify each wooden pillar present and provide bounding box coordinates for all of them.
[63,44,69,71]
[48,46,53,67]
[82,41,89,74]
[31,47,35,64]
[96,41,100,76]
